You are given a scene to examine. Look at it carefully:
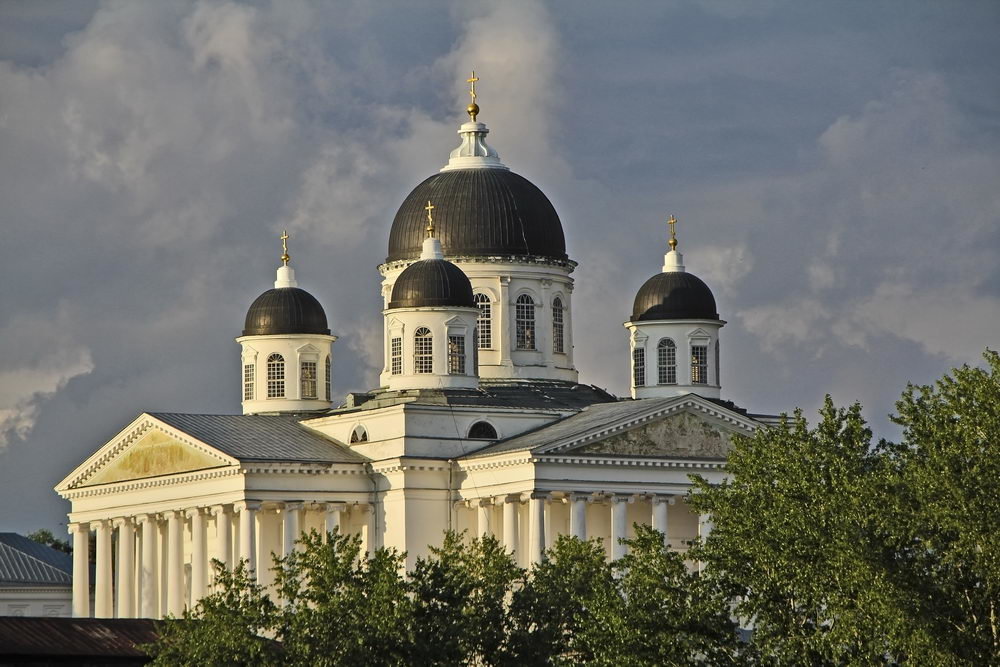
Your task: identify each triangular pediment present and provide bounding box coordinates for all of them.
[57,415,237,491]
[565,410,737,459]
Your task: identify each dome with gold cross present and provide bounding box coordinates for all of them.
[243,231,330,336]
[386,74,566,263]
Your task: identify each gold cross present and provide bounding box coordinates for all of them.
[425,200,435,236]
[467,71,479,103]
[280,230,291,265]
[667,215,678,250]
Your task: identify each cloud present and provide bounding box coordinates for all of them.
[695,244,754,297]
[0,312,94,449]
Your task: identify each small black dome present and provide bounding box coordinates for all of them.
[632,272,719,321]
[387,169,567,262]
[389,259,475,309]
[243,287,329,336]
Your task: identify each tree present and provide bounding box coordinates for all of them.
[273,530,413,667]
[27,528,71,554]
[146,560,280,666]
[689,350,1000,664]
[408,532,522,666]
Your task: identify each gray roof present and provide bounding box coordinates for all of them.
[149,413,364,464]
[464,394,760,459]
[338,380,618,413]
[0,533,72,587]
[0,617,159,658]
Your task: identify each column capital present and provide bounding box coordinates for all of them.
[651,494,677,506]
[185,507,205,520]
[523,491,552,502]
[67,521,88,535]
[90,518,111,530]
[323,502,347,513]
[233,500,261,513]
[608,494,634,505]
[112,516,133,529]
[476,497,495,507]
[210,504,230,517]
[135,512,158,525]
[281,501,305,512]
[160,509,184,521]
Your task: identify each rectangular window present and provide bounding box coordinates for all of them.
[552,301,564,354]
[448,335,466,375]
[475,294,492,349]
[325,356,331,400]
[414,332,433,374]
[658,343,676,385]
[301,361,317,399]
[691,345,708,384]
[243,364,254,401]
[516,297,535,350]
[267,357,285,398]
[633,347,646,387]
[391,337,402,375]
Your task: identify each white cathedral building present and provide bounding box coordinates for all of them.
[56,87,778,619]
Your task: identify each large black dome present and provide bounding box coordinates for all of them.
[243,287,329,336]
[632,272,719,321]
[388,259,475,309]
[387,169,566,262]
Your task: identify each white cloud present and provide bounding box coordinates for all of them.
[0,313,94,449]
[695,244,754,297]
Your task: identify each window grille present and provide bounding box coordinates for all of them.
[350,425,368,443]
[691,345,708,384]
[552,297,564,354]
[515,294,535,350]
[468,421,498,439]
[414,328,433,374]
[474,293,492,348]
[448,335,466,375]
[657,338,676,385]
[390,337,402,375]
[633,347,646,387]
[243,364,255,401]
[267,353,285,398]
[301,361,317,399]
[324,356,331,400]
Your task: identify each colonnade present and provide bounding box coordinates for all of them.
[69,501,367,619]
[470,492,712,566]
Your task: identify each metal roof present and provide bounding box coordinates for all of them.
[0,617,158,659]
[388,258,475,309]
[0,533,72,587]
[632,271,719,321]
[243,286,329,336]
[464,394,759,459]
[148,413,363,464]
[387,169,567,262]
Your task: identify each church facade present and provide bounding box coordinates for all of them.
[56,85,777,619]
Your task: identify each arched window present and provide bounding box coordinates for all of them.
[515,294,535,350]
[350,425,368,443]
[468,421,498,439]
[267,353,285,398]
[474,293,492,349]
[632,347,646,387]
[552,297,564,354]
[414,327,433,374]
[243,363,255,401]
[324,356,331,400]
[691,344,708,385]
[657,338,676,385]
[301,360,317,398]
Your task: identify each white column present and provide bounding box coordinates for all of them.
[570,494,587,540]
[527,494,546,566]
[502,495,519,557]
[698,512,713,573]
[235,501,259,575]
[324,503,344,539]
[652,496,671,545]
[211,505,232,573]
[187,509,207,607]
[94,520,113,618]
[477,500,491,538]
[165,511,184,617]
[70,523,90,618]
[356,504,374,555]
[282,502,303,556]
[138,514,158,618]
[610,497,628,561]
[115,519,135,618]
[540,279,553,368]
[498,276,512,366]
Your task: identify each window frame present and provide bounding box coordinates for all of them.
[300,360,318,399]
[515,293,536,351]
[474,293,492,349]
[552,296,565,354]
[633,346,646,387]
[657,338,677,385]
[390,337,402,375]
[243,363,255,401]
[414,327,433,374]
[691,343,709,385]
[448,334,466,375]
[266,353,285,399]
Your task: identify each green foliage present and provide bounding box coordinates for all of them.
[273,530,411,667]
[145,560,279,666]
[408,532,522,666]
[26,528,71,553]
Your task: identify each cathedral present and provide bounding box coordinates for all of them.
[56,80,777,619]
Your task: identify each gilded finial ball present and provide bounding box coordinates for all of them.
[668,238,678,250]
[467,102,479,119]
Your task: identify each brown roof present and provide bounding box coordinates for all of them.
[0,617,158,661]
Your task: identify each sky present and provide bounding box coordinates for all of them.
[1,0,998,534]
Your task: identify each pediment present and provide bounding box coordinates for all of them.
[59,415,236,490]
[565,410,738,459]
